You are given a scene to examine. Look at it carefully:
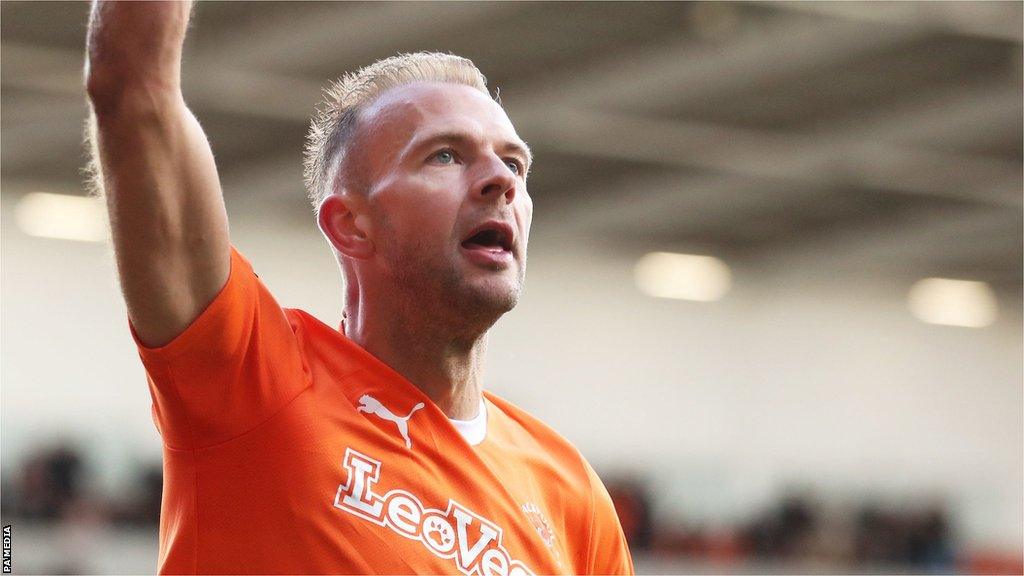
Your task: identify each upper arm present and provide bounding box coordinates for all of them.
[89,91,230,347]
[86,1,230,347]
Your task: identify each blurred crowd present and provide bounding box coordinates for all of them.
[2,443,1021,575]
[608,479,956,572]
[2,444,162,528]
[607,479,1022,575]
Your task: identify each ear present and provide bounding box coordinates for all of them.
[318,193,375,260]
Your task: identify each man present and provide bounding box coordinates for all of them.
[85,2,633,574]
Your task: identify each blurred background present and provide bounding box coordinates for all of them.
[2,1,1021,573]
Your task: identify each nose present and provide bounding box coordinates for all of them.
[473,155,516,204]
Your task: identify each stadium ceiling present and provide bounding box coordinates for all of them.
[2,1,1021,294]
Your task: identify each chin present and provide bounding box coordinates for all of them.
[427,253,528,321]
[470,281,521,314]
[453,273,523,319]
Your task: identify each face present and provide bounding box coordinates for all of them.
[340,82,533,318]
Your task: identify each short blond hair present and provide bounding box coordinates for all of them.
[303,52,490,208]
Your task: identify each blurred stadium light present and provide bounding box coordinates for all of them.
[14,192,107,243]
[634,252,732,302]
[908,278,999,328]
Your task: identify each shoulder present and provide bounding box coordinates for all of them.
[484,392,587,463]
[282,307,343,345]
[282,307,319,332]
[483,392,602,500]
[280,308,383,380]
[484,392,632,572]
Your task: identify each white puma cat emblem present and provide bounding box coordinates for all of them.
[356,394,425,449]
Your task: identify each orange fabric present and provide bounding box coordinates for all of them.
[133,247,634,575]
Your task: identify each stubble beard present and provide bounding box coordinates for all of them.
[387,244,526,337]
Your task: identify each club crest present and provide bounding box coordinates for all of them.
[522,502,558,554]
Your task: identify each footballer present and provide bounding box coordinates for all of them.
[85,2,634,573]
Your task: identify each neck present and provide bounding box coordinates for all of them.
[343,293,491,420]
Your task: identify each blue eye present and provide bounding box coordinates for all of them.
[505,159,522,175]
[434,150,455,164]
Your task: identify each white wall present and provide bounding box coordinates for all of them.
[2,189,1020,550]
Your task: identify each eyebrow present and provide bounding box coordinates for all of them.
[409,130,533,172]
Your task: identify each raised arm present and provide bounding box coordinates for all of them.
[85,0,230,347]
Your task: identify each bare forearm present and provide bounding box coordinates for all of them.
[85,0,193,106]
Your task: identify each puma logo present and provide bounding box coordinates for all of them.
[356,394,425,449]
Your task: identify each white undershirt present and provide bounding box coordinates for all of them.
[448,399,487,446]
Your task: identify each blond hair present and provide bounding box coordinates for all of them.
[303,52,490,208]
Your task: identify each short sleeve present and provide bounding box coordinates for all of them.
[132,246,310,450]
[583,461,635,575]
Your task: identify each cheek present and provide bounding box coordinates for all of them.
[374,178,461,248]
[518,192,534,231]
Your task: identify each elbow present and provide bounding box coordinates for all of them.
[83,35,127,105]
[85,63,179,117]
[84,63,122,110]
[83,1,186,112]
[83,53,137,114]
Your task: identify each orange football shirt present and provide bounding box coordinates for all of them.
[133,247,634,574]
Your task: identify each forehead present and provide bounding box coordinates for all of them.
[359,82,521,148]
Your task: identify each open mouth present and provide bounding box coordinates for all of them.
[461,227,512,252]
[460,222,515,266]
